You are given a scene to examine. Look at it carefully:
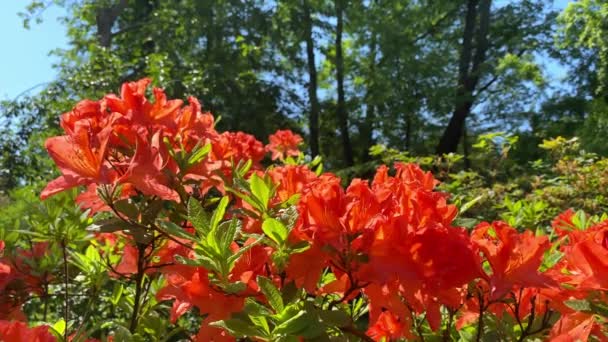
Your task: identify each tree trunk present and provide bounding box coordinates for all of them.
[436,0,491,155]
[463,122,471,168]
[335,0,354,166]
[361,32,377,161]
[96,0,128,48]
[303,1,320,157]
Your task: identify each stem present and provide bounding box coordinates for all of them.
[61,240,70,340]
[340,325,375,342]
[42,280,49,322]
[129,243,147,333]
[443,309,455,342]
[72,292,97,341]
[475,290,484,342]
[517,295,537,342]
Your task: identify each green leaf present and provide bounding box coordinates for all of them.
[459,195,483,215]
[85,245,101,263]
[52,319,66,335]
[227,234,264,266]
[210,196,230,232]
[249,315,271,336]
[187,143,211,166]
[272,310,310,336]
[141,199,164,224]
[113,325,133,341]
[87,218,135,234]
[318,310,350,328]
[157,220,196,242]
[565,299,592,312]
[175,254,218,272]
[262,218,288,245]
[244,298,273,317]
[214,218,240,254]
[188,197,210,236]
[111,283,124,306]
[222,281,247,294]
[250,173,271,211]
[288,241,310,254]
[210,318,264,338]
[113,199,139,220]
[257,276,284,313]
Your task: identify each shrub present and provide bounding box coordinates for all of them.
[1,79,607,341]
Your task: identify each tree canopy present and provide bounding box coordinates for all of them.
[1,0,605,190]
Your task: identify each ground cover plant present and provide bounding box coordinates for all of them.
[1,79,607,341]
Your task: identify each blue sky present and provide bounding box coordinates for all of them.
[0,1,572,101]
[0,2,67,100]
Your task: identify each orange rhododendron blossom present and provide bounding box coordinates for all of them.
[38,78,608,340]
[120,131,180,202]
[0,242,52,322]
[268,164,317,203]
[41,124,113,199]
[471,221,555,299]
[0,321,55,342]
[555,221,608,291]
[366,311,405,341]
[157,267,243,340]
[549,311,608,342]
[266,129,303,160]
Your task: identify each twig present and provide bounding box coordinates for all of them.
[129,243,147,332]
[340,325,375,342]
[475,289,485,342]
[61,240,70,340]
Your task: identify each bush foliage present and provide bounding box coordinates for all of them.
[1,80,608,341]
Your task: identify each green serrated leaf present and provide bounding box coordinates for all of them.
[262,218,288,245]
[210,196,230,232]
[257,276,284,313]
[222,281,247,294]
[215,218,240,255]
[113,199,139,220]
[565,299,592,312]
[187,143,211,166]
[52,319,66,335]
[209,318,264,338]
[227,235,264,266]
[111,283,124,306]
[157,220,196,242]
[250,173,271,212]
[188,197,210,236]
[272,310,310,336]
[249,315,271,336]
[175,254,218,272]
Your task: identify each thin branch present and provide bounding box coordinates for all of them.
[61,240,70,340]
[340,325,375,342]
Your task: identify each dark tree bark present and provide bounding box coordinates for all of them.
[96,0,128,48]
[436,0,491,155]
[335,0,354,166]
[361,32,377,162]
[303,0,320,157]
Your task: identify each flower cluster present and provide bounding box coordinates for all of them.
[3,79,607,341]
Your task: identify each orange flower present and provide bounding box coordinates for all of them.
[266,129,303,161]
[549,311,608,342]
[157,267,243,339]
[121,130,180,202]
[41,124,113,199]
[0,321,55,342]
[268,165,317,203]
[471,221,555,299]
[366,311,406,341]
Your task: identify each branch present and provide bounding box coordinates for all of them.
[413,6,460,44]
[473,49,528,97]
[340,325,375,342]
